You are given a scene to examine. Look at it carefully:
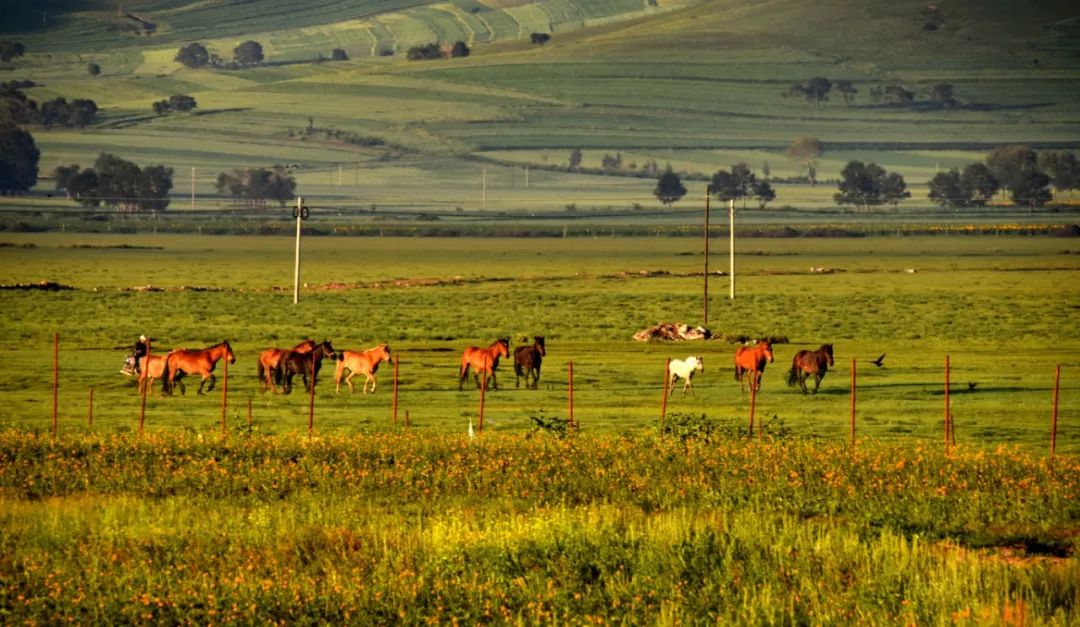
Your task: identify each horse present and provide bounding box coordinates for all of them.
[734,340,774,393]
[668,355,703,396]
[334,343,392,394]
[162,340,236,396]
[279,340,336,395]
[257,339,316,393]
[459,338,510,391]
[786,344,834,394]
[136,354,167,396]
[514,336,546,389]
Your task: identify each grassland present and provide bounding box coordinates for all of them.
[3,0,1079,218]
[0,233,1076,454]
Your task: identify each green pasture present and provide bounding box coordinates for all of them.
[0,234,1076,453]
[4,0,1079,219]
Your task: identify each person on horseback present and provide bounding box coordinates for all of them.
[123,334,151,376]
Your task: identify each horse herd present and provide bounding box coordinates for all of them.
[133,336,548,397]
[133,335,831,399]
[668,341,835,396]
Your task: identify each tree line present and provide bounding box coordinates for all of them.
[1,83,98,128]
[175,41,264,69]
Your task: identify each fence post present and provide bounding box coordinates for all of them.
[307,352,315,437]
[567,361,575,430]
[749,377,758,439]
[945,354,951,454]
[139,338,151,436]
[221,352,229,435]
[478,371,487,433]
[850,358,856,448]
[1051,364,1061,460]
[52,332,59,440]
[659,358,670,428]
[392,356,399,426]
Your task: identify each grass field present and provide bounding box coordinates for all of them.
[0,233,1077,454]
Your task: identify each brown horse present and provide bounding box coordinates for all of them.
[514,336,546,389]
[787,344,834,394]
[334,343,392,394]
[280,340,337,395]
[258,339,316,393]
[459,338,510,391]
[162,340,236,395]
[734,340,774,393]
[136,354,167,396]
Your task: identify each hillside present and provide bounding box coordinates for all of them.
[2,0,1079,216]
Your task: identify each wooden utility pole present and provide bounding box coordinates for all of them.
[703,187,710,325]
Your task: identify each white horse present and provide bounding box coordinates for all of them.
[668,356,704,396]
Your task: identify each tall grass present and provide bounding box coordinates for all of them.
[1,430,1076,623]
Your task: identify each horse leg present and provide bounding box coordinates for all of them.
[365,373,376,394]
[812,372,822,394]
[458,364,469,391]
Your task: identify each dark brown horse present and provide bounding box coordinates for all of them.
[459,338,510,391]
[514,336,546,389]
[258,339,316,393]
[787,344,834,394]
[162,340,236,395]
[280,340,336,395]
[734,340,774,393]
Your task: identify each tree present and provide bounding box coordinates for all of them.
[881,84,914,105]
[1010,167,1052,210]
[87,62,101,76]
[931,83,957,109]
[927,169,963,209]
[0,40,26,63]
[834,161,906,211]
[959,163,998,206]
[331,48,348,61]
[601,152,622,171]
[530,33,551,46]
[175,43,211,68]
[91,152,173,212]
[1039,150,1080,193]
[448,41,470,58]
[406,43,442,61]
[654,166,686,207]
[785,136,823,186]
[0,125,39,195]
[750,180,776,208]
[986,145,1039,195]
[215,166,295,208]
[834,80,857,106]
[786,77,832,106]
[234,40,264,66]
[568,148,582,170]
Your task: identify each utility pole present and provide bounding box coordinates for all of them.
[704,186,711,325]
[525,166,530,189]
[729,198,736,300]
[190,167,195,210]
[292,196,309,304]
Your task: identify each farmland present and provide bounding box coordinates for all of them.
[2,0,1080,622]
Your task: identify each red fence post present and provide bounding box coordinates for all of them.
[139,338,150,436]
[308,352,315,437]
[568,361,575,430]
[52,333,59,440]
[945,354,951,454]
[749,376,758,439]
[850,358,856,448]
[221,353,229,435]
[659,358,670,428]
[478,371,487,433]
[1051,364,1061,461]
[392,356,400,426]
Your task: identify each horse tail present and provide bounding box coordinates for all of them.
[786,365,800,387]
[161,354,172,395]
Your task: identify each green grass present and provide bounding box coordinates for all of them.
[1,430,1077,623]
[3,0,1078,218]
[0,234,1076,453]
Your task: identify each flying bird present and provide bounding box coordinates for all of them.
[869,353,886,367]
